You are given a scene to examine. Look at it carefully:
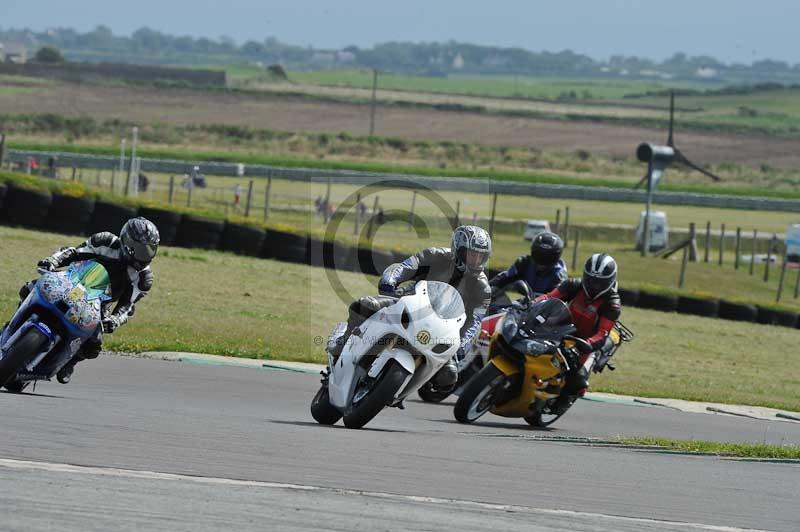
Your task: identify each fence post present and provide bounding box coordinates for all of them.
[409,190,417,231]
[353,192,361,235]
[718,223,725,266]
[366,196,380,239]
[110,168,116,193]
[571,230,581,271]
[764,234,776,282]
[563,206,570,247]
[679,245,689,288]
[704,221,711,263]
[776,253,788,301]
[794,266,800,299]
[688,222,698,261]
[488,192,498,238]
[186,183,193,207]
[71,166,77,181]
[750,229,757,275]
[263,177,272,221]
[554,209,561,234]
[455,201,461,227]
[244,180,254,217]
[168,176,175,204]
[734,227,741,270]
[0,133,5,168]
[323,177,332,223]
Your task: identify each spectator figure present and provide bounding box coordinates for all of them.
[376,207,385,226]
[233,184,243,212]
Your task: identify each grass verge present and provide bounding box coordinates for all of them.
[616,437,800,459]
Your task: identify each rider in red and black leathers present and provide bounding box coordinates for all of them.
[535,253,621,396]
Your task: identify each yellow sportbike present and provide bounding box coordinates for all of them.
[454,298,632,427]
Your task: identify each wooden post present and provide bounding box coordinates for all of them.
[776,253,788,301]
[71,166,77,181]
[794,266,800,299]
[110,168,116,193]
[244,180,254,217]
[679,245,689,288]
[263,177,272,221]
[571,230,581,271]
[718,223,725,266]
[563,206,570,247]
[95,169,101,186]
[366,196,380,239]
[554,209,561,234]
[688,223,698,261]
[354,192,361,235]
[734,227,741,270]
[0,133,5,168]
[168,176,175,204]
[750,229,757,275]
[324,177,332,223]
[369,69,378,136]
[408,190,417,231]
[186,183,193,207]
[704,221,711,263]
[764,234,776,282]
[455,200,461,227]
[488,192,498,238]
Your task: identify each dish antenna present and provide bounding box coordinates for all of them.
[636,92,723,256]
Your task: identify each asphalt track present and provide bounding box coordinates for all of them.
[1,355,797,532]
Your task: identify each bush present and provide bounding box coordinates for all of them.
[34,46,65,63]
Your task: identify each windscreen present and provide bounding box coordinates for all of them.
[427,281,465,320]
[69,261,111,301]
[521,298,572,334]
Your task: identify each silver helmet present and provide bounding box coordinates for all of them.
[451,225,492,275]
[120,217,160,270]
[583,253,617,299]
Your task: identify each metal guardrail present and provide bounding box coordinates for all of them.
[8,149,800,213]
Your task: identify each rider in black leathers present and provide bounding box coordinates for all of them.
[331,225,492,390]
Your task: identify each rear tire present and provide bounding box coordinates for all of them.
[310,385,342,425]
[343,360,410,429]
[0,328,48,387]
[453,363,507,424]
[4,380,30,393]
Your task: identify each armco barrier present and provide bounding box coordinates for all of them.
[0,183,797,329]
[9,149,800,213]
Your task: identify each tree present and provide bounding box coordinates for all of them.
[35,46,65,63]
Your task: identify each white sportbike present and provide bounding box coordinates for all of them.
[310,280,466,429]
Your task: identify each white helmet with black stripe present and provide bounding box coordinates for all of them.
[451,225,492,275]
[582,253,617,299]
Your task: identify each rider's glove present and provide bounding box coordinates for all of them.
[102,315,121,333]
[37,257,58,272]
[379,283,403,297]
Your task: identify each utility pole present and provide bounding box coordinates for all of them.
[369,69,378,137]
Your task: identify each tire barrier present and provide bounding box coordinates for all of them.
[717,300,759,323]
[617,287,640,306]
[262,229,307,264]
[222,223,266,257]
[176,215,225,250]
[87,201,137,235]
[636,291,679,313]
[677,295,720,318]
[307,238,350,269]
[45,193,95,236]
[392,250,411,265]
[348,247,395,276]
[756,307,799,328]
[138,207,182,246]
[1,185,52,229]
[0,184,6,212]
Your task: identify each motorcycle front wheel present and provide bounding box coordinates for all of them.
[0,327,48,387]
[343,360,410,429]
[453,363,508,424]
[310,384,342,425]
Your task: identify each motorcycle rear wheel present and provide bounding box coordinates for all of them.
[453,364,507,424]
[343,360,410,429]
[3,380,30,393]
[0,328,48,387]
[310,384,342,425]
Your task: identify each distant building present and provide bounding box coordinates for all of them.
[695,66,719,79]
[335,50,355,64]
[0,43,5,62]
[452,52,465,70]
[3,43,27,64]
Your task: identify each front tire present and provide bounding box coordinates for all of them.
[343,360,410,429]
[453,363,508,424]
[0,328,48,387]
[310,385,342,425]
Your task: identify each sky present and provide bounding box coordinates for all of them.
[3,0,799,64]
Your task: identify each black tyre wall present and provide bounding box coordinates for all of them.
[1,185,52,229]
[308,238,350,270]
[262,230,307,264]
[222,223,266,257]
[756,307,798,328]
[138,207,182,246]
[350,247,395,276]
[676,296,720,318]
[0,184,7,214]
[87,201,137,235]
[636,291,678,312]
[45,193,95,236]
[176,215,225,250]
[718,300,758,323]
[617,287,640,307]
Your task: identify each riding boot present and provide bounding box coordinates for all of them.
[56,357,80,384]
[431,357,458,391]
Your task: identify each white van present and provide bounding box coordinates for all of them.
[635,210,669,251]
[786,223,800,262]
[523,220,551,241]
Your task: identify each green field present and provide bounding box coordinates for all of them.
[1,224,797,411]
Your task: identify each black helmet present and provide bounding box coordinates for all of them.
[582,253,617,300]
[120,217,160,269]
[531,232,564,269]
[451,225,492,275]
